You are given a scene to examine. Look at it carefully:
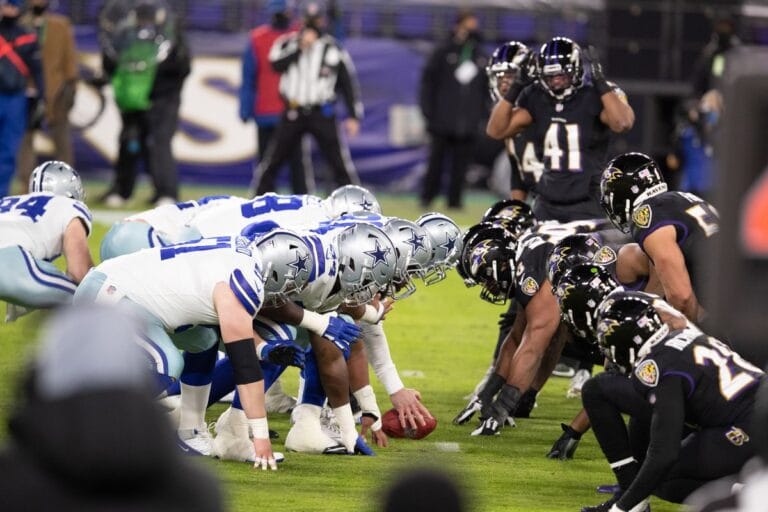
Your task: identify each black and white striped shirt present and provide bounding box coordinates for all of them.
[269,31,364,120]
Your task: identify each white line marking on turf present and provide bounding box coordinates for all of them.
[400,370,425,378]
[434,442,461,452]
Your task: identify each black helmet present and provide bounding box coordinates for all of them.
[463,231,517,305]
[457,223,514,286]
[600,152,668,233]
[537,37,583,101]
[486,41,532,101]
[546,233,604,290]
[556,263,619,339]
[482,199,536,236]
[596,290,669,373]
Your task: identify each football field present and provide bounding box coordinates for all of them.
[0,185,680,512]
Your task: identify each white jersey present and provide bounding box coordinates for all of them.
[0,192,92,261]
[296,231,341,313]
[95,236,264,331]
[191,193,333,238]
[125,195,245,241]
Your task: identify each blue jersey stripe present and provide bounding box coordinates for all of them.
[72,202,92,221]
[233,268,262,311]
[229,275,257,316]
[308,236,325,280]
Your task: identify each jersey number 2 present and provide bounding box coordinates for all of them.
[544,123,581,172]
[693,337,761,400]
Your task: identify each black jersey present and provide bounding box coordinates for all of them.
[507,132,542,193]
[517,82,612,204]
[631,191,719,283]
[513,232,553,308]
[631,328,762,428]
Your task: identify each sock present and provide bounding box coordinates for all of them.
[178,382,212,431]
[490,384,522,423]
[610,457,640,490]
[515,388,538,418]
[478,373,505,404]
[261,361,285,391]
[333,403,357,452]
[207,357,235,405]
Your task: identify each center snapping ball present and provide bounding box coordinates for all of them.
[380,408,437,439]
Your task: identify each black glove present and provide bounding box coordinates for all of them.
[546,423,582,460]
[585,45,612,96]
[502,51,536,105]
[260,341,305,368]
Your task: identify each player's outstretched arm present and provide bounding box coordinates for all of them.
[506,286,561,393]
[642,227,701,322]
[62,218,93,284]
[599,90,635,133]
[213,283,276,470]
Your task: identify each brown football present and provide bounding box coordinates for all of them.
[381,408,437,440]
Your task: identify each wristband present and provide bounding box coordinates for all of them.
[248,417,270,440]
[361,303,384,324]
[256,341,267,360]
[594,77,613,96]
[299,310,327,334]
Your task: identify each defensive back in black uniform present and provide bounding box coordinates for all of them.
[583,291,762,512]
[486,37,635,222]
[601,152,720,322]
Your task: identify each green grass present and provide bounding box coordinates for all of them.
[0,190,681,512]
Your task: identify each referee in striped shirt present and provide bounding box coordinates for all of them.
[250,1,362,195]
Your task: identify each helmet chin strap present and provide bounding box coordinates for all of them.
[637,323,670,361]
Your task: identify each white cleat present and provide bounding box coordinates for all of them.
[177,426,213,456]
[285,404,346,454]
[212,407,285,463]
[319,406,342,444]
[566,369,591,399]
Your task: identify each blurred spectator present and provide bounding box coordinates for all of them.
[240,0,310,194]
[0,305,224,511]
[99,0,190,207]
[250,0,362,196]
[419,9,488,210]
[381,468,465,512]
[692,12,739,100]
[14,0,78,195]
[0,0,43,198]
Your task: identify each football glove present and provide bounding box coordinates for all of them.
[259,341,305,368]
[584,45,613,96]
[301,311,361,353]
[546,423,582,460]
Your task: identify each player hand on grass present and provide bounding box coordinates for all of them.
[390,388,433,430]
[360,414,389,448]
[250,419,278,471]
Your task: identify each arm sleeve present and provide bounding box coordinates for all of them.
[334,45,363,120]
[239,40,256,121]
[269,34,301,73]
[229,268,264,317]
[360,324,405,395]
[617,376,687,510]
[516,85,534,112]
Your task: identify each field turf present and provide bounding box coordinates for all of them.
[0,183,679,511]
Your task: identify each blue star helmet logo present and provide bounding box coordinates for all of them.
[288,251,310,276]
[358,197,374,211]
[440,234,457,253]
[405,228,427,254]
[364,239,391,267]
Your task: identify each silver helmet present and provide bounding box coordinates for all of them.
[254,229,314,306]
[416,212,463,285]
[29,161,86,201]
[326,185,381,218]
[382,218,433,300]
[336,223,396,306]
